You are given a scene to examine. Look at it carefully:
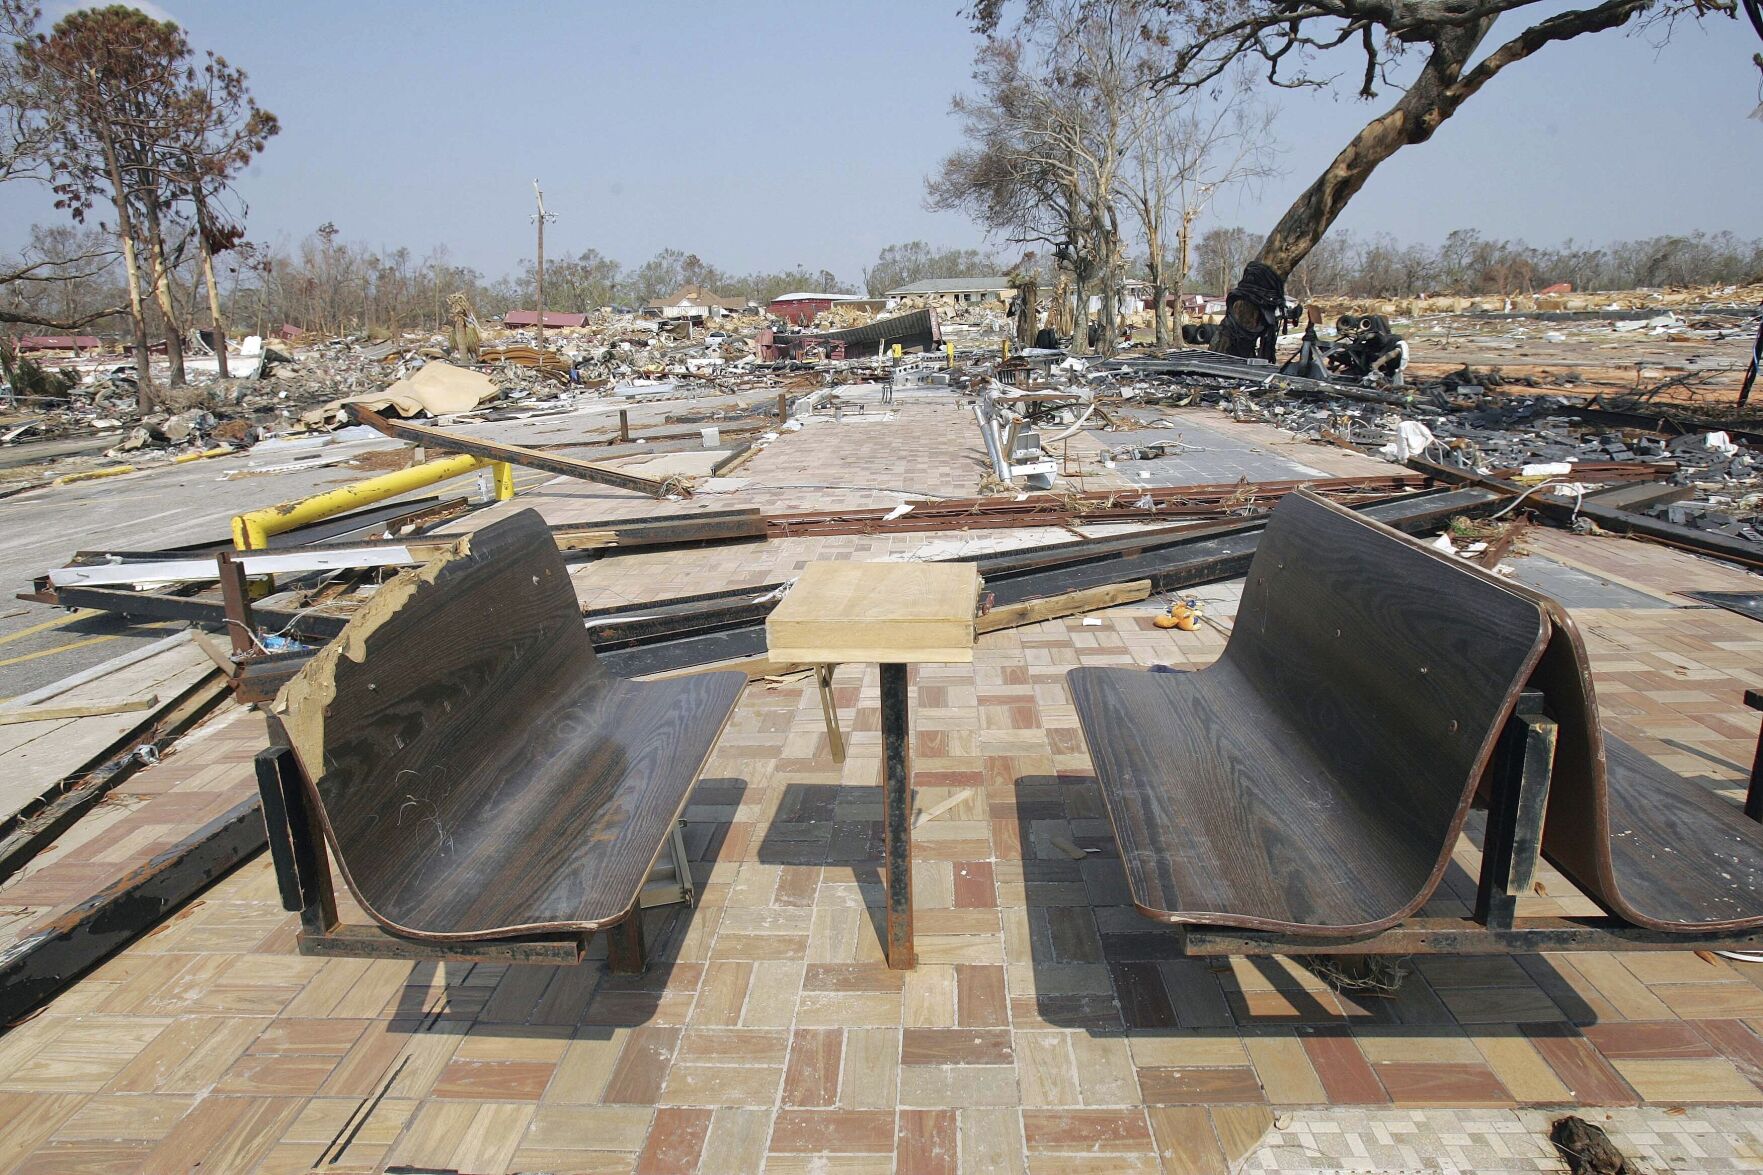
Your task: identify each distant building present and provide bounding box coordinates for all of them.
[16,335,101,352]
[765,292,883,326]
[501,310,589,329]
[882,277,1014,308]
[646,284,748,321]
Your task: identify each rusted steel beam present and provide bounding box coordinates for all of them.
[348,404,684,499]
[1412,457,1763,571]
[1489,460,1677,484]
[764,474,1434,537]
[216,551,256,656]
[0,796,264,1024]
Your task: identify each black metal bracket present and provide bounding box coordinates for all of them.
[1475,690,1555,930]
[1744,688,1763,824]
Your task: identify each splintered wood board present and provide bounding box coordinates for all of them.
[0,641,212,826]
[765,561,980,665]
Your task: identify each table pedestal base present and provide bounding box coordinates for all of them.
[880,662,914,969]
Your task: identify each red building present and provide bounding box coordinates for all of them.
[765,293,881,326]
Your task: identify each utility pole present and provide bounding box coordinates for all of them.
[532,180,556,355]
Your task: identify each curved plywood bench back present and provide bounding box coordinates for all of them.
[1068,490,1553,935]
[1226,492,1551,848]
[1519,596,1763,932]
[275,508,604,929]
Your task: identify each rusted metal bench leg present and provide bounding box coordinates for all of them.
[606,906,646,976]
[1745,689,1763,824]
[254,744,337,939]
[1475,690,1557,931]
[880,662,915,969]
[816,664,845,764]
[217,551,257,655]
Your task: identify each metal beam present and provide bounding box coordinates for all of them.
[349,404,684,499]
[1412,457,1763,571]
[0,797,264,1024]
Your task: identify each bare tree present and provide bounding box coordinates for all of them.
[978,1,1747,281]
[22,7,201,401]
[1120,65,1277,347]
[929,5,1142,353]
[0,1,57,186]
[0,227,124,329]
[171,49,276,378]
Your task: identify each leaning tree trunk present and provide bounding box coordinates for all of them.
[98,132,154,408]
[1173,214,1197,337]
[1256,24,1492,278]
[1097,210,1123,357]
[136,188,186,386]
[1070,268,1090,355]
[1097,260,1118,357]
[1015,277,1037,351]
[193,187,229,379]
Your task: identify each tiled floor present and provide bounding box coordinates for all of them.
[5,404,1763,1172]
[1085,419,1331,486]
[0,706,261,953]
[1,591,1761,1172]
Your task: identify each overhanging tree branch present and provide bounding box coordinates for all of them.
[0,304,126,329]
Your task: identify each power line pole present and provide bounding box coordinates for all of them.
[532,180,556,355]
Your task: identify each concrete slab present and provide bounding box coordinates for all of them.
[1088,417,1330,485]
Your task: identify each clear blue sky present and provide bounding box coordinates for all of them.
[5,0,1759,286]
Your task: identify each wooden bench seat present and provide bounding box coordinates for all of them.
[1069,488,1763,951]
[267,508,745,956]
[1527,602,1763,933]
[1068,490,1551,937]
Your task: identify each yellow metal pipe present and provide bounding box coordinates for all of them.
[232,452,489,550]
[54,464,136,485]
[171,445,234,465]
[492,461,515,501]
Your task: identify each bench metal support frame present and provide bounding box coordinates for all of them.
[1180,692,1763,957]
[254,745,651,971]
[1745,688,1763,823]
[816,664,846,764]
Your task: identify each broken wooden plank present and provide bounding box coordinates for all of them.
[977,580,1150,633]
[349,404,685,499]
[0,696,157,725]
[0,632,192,711]
[914,788,975,829]
[0,673,231,884]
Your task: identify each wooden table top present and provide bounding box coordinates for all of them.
[766,561,980,665]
